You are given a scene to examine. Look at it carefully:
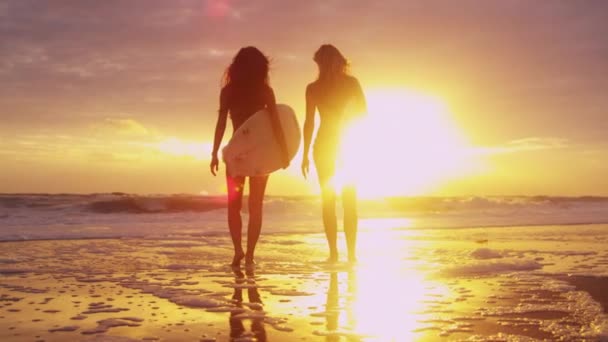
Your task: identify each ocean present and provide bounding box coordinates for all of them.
[2,193,608,340]
[2,193,608,241]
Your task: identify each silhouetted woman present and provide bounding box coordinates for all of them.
[211,47,288,267]
[302,45,367,263]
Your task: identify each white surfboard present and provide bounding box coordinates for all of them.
[222,104,301,177]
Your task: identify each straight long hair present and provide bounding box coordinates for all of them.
[314,44,349,87]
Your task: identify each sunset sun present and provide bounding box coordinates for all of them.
[333,88,480,198]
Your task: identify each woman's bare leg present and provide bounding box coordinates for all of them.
[227,173,246,266]
[315,148,339,262]
[321,183,338,262]
[245,175,269,265]
[315,150,338,262]
[342,185,358,262]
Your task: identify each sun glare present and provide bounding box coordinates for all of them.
[343,230,451,340]
[149,89,480,199]
[332,88,480,198]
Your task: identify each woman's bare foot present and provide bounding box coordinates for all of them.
[244,253,255,267]
[327,251,339,263]
[232,250,245,267]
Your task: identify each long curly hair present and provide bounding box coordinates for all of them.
[314,44,349,84]
[223,46,270,88]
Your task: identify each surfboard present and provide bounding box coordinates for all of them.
[222,104,301,177]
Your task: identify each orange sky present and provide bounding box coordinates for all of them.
[1,1,608,195]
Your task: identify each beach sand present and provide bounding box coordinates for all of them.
[1,224,608,341]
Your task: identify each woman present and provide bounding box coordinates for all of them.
[210,47,289,267]
[301,44,367,263]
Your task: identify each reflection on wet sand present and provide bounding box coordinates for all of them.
[325,272,339,341]
[315,262,442,341]
[304,229,451,341]
[230,267,267,341]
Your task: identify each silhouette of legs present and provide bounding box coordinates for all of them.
[230,267,246,340]
[248,283,266,342]
[230,266,266,341]
[321,184,339,262]
[315,147,358,262]
[245,175,269,265]
[226,173,269,267]
[342,185,357,262]
[315,146,339,261]
[227,173,246,266]
[326,272,339,341]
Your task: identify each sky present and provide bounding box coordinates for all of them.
[1,0,607,196]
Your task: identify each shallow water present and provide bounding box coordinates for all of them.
[3,194,608,242]
[1,224,607,341]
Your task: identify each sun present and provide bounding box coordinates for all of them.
[331,88,480,198]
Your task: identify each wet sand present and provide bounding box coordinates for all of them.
[1,225,608,341]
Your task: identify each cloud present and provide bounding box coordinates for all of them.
[86,151,140,163]
[477,137,569,155]
[176,48,229,60]
[1,129,175,164]
[52,57,125,78]
[98,118,150,137]
[504,137,569,151]
[0,45,48,74]
[135,137,213,161]
[1,0,607,145]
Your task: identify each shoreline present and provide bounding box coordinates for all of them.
[1,225,607,340]
[2,222,608,244]
[563,275,608,313]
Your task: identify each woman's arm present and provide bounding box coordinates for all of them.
[266,87,290,168]
[301,84,316,178]
[210,87,229,176]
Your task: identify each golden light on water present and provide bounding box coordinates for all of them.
[304,229,452,341]
[358,217,413,230]
[332,88,483,198]
[351,268,430,341]
[351,237,431,340]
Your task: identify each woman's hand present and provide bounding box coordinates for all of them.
[301,157,309,179]
[210,154,219,176]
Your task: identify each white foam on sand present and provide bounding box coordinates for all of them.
[477,276,608,340]
[81,318,142,335]
[543,290,608,340]
[440,259,542,277]
[170,295,227,309]
[268,289,314,296]
[470,248,504,260]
